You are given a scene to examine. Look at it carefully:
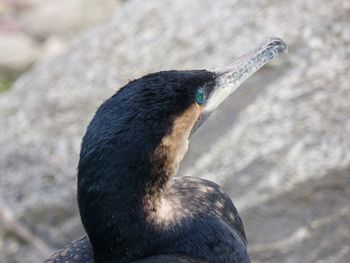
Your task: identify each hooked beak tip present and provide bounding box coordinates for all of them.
[265,37,288,54]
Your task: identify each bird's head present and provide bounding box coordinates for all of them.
[77,37,286,260]
[79,37,286,184]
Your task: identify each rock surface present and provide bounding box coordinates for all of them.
[0,0,121,86]
[0,0,349,262]
[0,32,39,77]
[18,0,122,39]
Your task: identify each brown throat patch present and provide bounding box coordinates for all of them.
[144,103,201,227]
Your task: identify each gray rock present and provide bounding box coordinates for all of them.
[0,0,349,262]
[0,0,121,85]
[0,32,39,77]
[19,0,122,39]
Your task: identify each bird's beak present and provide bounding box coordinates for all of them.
[204,37,287,113]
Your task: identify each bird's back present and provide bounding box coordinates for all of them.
[168,176,247,244]
[150,176,249,263]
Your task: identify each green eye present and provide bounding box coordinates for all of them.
[195,88,206,105]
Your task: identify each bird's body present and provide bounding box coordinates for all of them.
[47,176,247,263]
[46,38,286,263]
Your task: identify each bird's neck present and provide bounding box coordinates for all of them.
[78,105,197,262]
[143,131,190,227]
[143,104,197,221]
[77,138,188,262]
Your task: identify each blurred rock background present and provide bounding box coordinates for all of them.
[0,0,122,91]
[0,0,349,262]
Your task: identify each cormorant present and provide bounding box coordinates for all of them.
[45,38,286,263]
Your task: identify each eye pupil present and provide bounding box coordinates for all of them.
[196,88,206,105]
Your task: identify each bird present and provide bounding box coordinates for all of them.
[45,38,287,263]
